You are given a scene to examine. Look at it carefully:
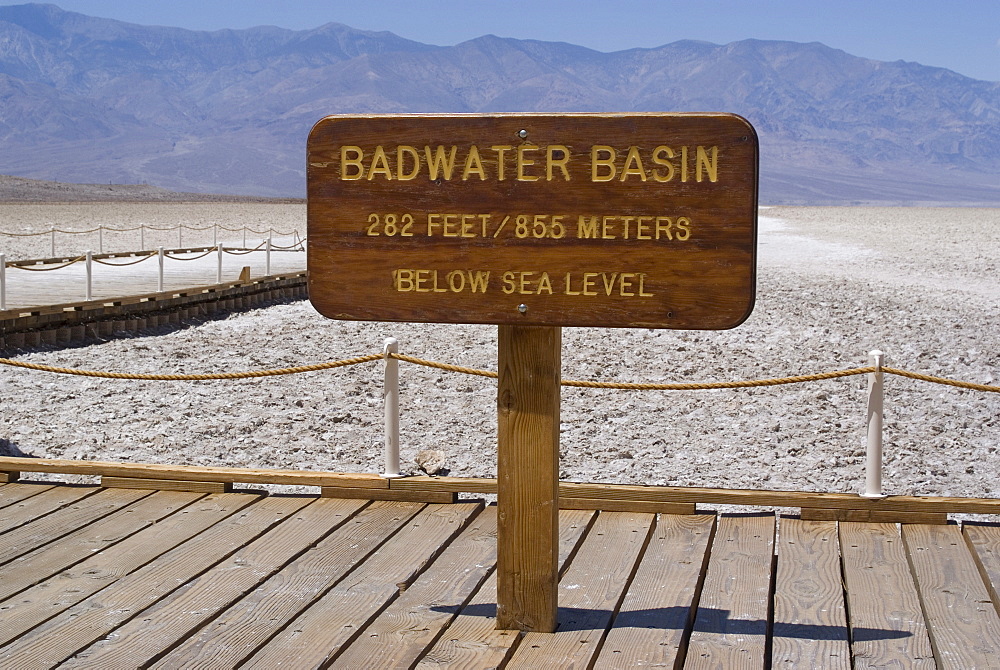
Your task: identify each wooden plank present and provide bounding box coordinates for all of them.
[0,482,54,509]
[0,491,263,647]
[63,497,368,668]
[152,500,427,669]
[0,472,17,483]
[0,456,388,488]
[802,507,947,524]
[322,485,456,503]
[496,324,561,632]
[332,506,499,668]
[0,487,150,565]
[593,513,717,668]
[391,476,499,494]
[506,511,656,669]
[101,475,232,493]
[839,522,935,669]
[0,494,302,666]
[0,490,202,602]
[771,517,850,668]
[903,523,1000,669]
[964,523,1000,618]
[0,484,96,533]
[685,513,776,669]
[559,497,695,514]
[558,481,1000,515]
[241,502,484,669]
[415,508,596,669]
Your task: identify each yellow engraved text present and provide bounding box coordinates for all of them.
[393,269,491,293]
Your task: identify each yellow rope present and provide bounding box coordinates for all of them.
[223,241,268,255]
[0,354,383,380]
[93,253,156,267]
[387,353,879,389]
[165,248,215,262]
[0,230,50,237]
[390,353,498,378]
[883,366,1000,393]
[12,256,86,271]
[0,351,996,393]
[562,367,877,389]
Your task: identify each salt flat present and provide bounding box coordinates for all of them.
[1,205,997,502]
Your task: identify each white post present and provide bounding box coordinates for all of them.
[862,350,885,498]
[242,226,247,248]
[157,246,165,292]
[140,224,145,251]
[266,236,272,276]
[382,337,402,478]
[213,223,218,247]
[99,226,104,254]
[216,243,223,283]
[85,250,93,301]
[178,225,182,249]
[50,226,55,256]
[0,254,6,311]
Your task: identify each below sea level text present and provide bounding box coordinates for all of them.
[392,269,654,297]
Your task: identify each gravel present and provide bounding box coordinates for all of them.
[1,205,998,503]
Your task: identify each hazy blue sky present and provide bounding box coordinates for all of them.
[15,1,1000,81]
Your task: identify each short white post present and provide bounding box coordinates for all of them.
[242,226,247,248]
[50,226,56,256]
[178,225,182,248]
[266,236,272,276]
[862,350,885,498]
[216,243,223,283]
[140,224,145,251]
[382,337,402,478]
[1,253,6,311]
[85,250,93,301]
[157,246,165,292]
[213,223,218,247]
[99,226,104,254]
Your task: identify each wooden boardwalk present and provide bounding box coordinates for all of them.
[3,481,1000,668]
[1,247,305,311]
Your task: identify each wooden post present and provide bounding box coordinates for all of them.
[496,324,561,632]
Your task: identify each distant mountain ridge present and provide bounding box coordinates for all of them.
[2,3,999,203]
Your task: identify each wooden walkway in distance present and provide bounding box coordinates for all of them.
[3,482,1000,668]
[1,247,305,311]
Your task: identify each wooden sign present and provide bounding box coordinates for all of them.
[307,113,758,329]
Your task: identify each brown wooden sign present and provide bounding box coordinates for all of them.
[307,113,758,329]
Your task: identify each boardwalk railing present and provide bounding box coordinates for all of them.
[0,240,306,310]
[0,224,302,256]
[0,343,996,501]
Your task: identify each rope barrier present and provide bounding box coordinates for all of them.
[0,351,995,393]
[390,353,498,379]
[562,367,877,390]
[0,230,50,237]
[0,225,302,237]
[52,227,101,234]
[0,354,383,380]
[223,242,268,255]
[93,253,156,267]
[882,366,1000,393]
[12,256,86,271]
[164,248,216,262]
[268,241,306,250]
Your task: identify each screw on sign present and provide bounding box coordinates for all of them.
[307,113,759,632]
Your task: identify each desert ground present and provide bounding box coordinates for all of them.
[1,202,998,502]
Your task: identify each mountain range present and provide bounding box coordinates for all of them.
[2,3,999,203]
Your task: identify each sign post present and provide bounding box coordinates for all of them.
[307,113,758,632]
